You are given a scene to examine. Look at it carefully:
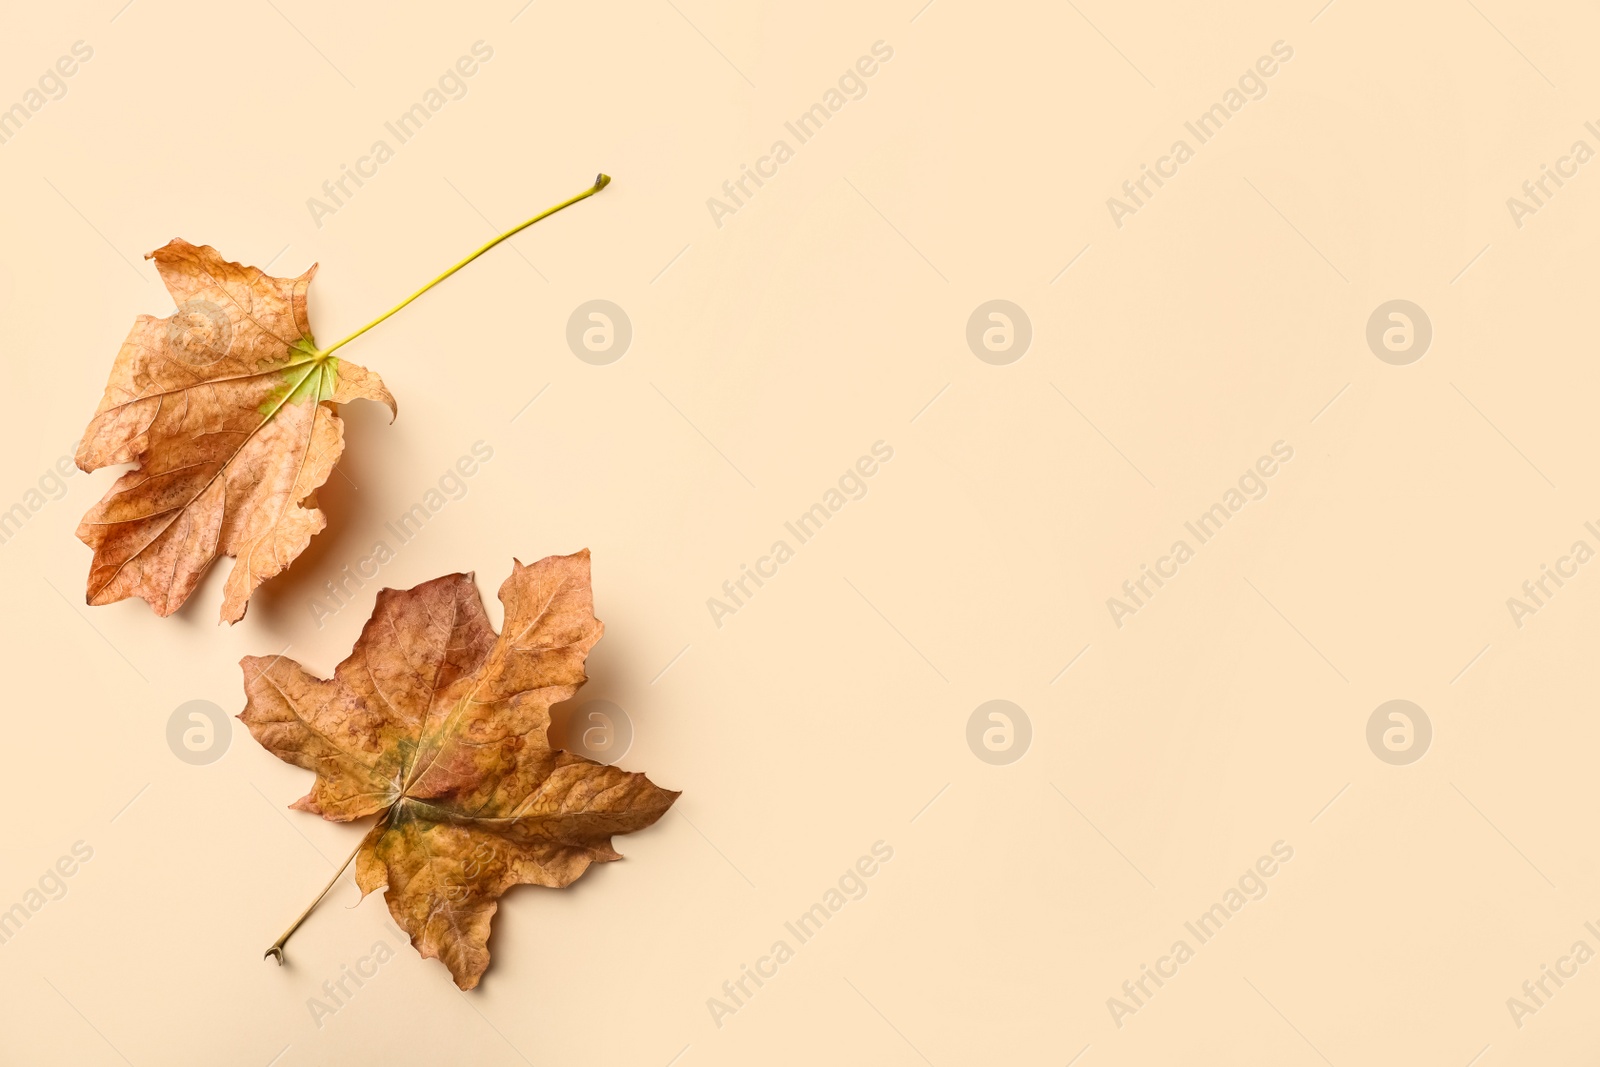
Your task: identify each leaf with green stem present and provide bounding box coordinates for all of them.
[74,174,612,622]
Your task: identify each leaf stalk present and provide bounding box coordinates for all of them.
[264,835,365,965]
[318,172,612,359]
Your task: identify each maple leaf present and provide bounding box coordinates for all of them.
[239,551,679,990]
[75,240,395,622]
[75,173,612,622]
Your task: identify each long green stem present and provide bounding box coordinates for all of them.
[264,835,365,965]
[319,173,612,359]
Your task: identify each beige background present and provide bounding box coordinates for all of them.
[1,0,1597,1062]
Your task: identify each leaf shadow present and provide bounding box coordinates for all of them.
[246,400,394,634]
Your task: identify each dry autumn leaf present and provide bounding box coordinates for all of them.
[240,550,678,990]
[75,174,611,622]
[75,242,395,622]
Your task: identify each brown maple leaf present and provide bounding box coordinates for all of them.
[75,239,395,622]
[74,173,614,623]
[239,550,679,990]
